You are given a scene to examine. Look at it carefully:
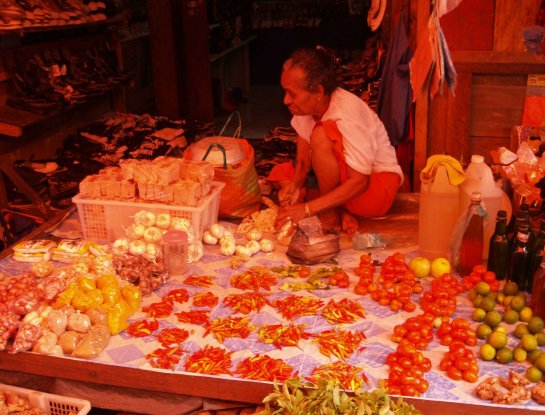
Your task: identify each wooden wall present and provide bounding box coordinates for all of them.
[413,0,545,190]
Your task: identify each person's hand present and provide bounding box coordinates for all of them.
[274,204,306,230]
[277,181,301,206]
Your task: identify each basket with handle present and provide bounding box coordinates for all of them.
[185,111,261,218]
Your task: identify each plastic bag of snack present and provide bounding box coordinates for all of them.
[47,309,68,336]
[107,301,131,335]
[78,276,97,292]
[53,283,79,308]
[71,290,93,312]
[11,322,41,353]
[67,312,91,333]
[72,324,111,359]
[9,292,41,316]
[86,289,105,308]
[57,330,82,354]
[0,311,21,351]
[96,275,118,290]
[101,284,121,306]
[42,276,67,301]
[121,285,142,311]
[85,307,108,326]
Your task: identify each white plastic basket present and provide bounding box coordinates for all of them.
[72,181,225,242]
[0,383,91,415]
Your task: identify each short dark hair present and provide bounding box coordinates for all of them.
[284,47,338,95]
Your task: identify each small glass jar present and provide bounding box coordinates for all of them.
[162,230,188,277]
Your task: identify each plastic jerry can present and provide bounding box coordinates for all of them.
[419,165,460,260]
[459,155,512,260]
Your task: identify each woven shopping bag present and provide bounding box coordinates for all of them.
[185,112,261,219]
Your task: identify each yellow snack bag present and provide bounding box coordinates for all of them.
[101,284,121,306]
[53,282,79,308]
[78,276,96,292]
[107,301,132,335]
[71,290,93,312]
[87,288,105,307]
[96,274,118,290]
[121,285,142,311]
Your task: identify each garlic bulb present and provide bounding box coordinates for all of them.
[259,238,274,253]
[145,243,161,260]
[129,240,146,256]
[143,226,163,243]
[156,213,172,229]
[246,240,261,255]
[171,217,191,232]
[202,231,218,245]
[219,234,235,246]
[112,238,129,255]
[220,240,236,256]
[134,210,156,227]
[235,245,252,257]
[209,223,225,239]
[246,228,262,241]
[125,223,146,240]
[188,241,204,263]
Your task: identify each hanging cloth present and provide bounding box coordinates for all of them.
[376,11,413,147]
[409,3,458,101]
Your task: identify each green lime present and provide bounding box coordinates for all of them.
[472,308,486,322]
[503,309,520,325]
[479,343,496,361]
[484,310,502,328]
[527,366,544,383]
[510,295,526,312]
[503,281,519,296]
[536,352,545,372]
[476,323,493,339]
[496,292,506,306]
[475,281,491,296]
[494,325,507,334]
[519,306,533,323]
[480,296,496,312]
[473,295,483,308]
[528,316,545,334]
[529,349,543,363]
[514,323,530,339]
[536,332,545,346]
[504,295,514,308]
[513,347,528,363]
[487,331,508,349]
[496,347,513,364]
[520,333,539,352]
[467,288,478,301]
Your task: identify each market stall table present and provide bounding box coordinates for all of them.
[0,194,542,415]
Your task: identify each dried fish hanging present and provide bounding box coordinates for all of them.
[409,0,461,101]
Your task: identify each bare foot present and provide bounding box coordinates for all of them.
[341,211,359,234]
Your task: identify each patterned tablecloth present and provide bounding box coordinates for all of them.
[0,196,543,413]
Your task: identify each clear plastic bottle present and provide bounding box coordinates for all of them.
[419,165,460,260]
[459,155,511,260]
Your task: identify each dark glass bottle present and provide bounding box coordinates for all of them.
[487,210,509,280]
[508,227,530,287]
[507,203,530,239]
[526,219,545,292]
[459,192,484,277]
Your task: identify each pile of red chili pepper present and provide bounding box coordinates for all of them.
[204,316,253,343]
[157,327,190,347]
[184,345,233,375]
[321,298,366,325]
[223,292,268,314]
[308,361,368,390]
[193,291,219,307]
[230,267,277,291]
[234,355,296,381]
[257,323,311,349]
[175,310,210,326]
[183,275,215,287]
[272,295,324,320]
[162,288,190,304]
[146,346,185,370]
[126,319,159,338]
[313,329,366,360]
[142,300,174,319]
